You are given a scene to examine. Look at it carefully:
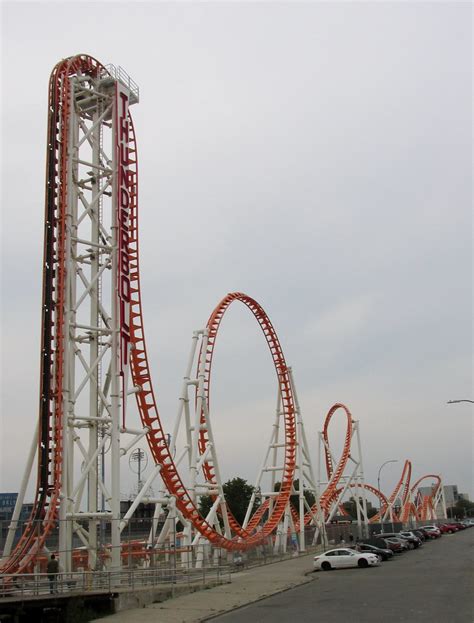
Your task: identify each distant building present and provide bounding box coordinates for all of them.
[418,484,460,508]
[442,485,460,507]
[120,500,162,519]
[0,494,34,547]
[0,493,18,518]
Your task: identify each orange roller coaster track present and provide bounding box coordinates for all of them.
[1,54,448,575]
[1,55,297,575]
[1,55,105,575]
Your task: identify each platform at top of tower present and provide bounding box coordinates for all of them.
[104,64,140,105]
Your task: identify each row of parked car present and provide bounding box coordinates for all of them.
[313,518,473,571]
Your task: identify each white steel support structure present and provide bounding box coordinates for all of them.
[156,331,324,566]
[240,368,325,554]
[318,420,369,537]
[288,369,326,551]
[434,483,448,520]
[158,329,233,566]
[54,66,141,574]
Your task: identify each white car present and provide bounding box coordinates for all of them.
[313,548,380,571]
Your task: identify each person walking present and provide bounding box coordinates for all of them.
[47,554,59,594]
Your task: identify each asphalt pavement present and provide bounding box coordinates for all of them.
[92,528,473,623]
[91,551,316,623]
[212,528,474,623]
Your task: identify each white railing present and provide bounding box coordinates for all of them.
[104,64,140,101]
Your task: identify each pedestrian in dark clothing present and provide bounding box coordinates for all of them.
[47,554,59,594]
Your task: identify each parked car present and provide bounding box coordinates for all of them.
[386,536,411,551]
[414,527,433,539]
[355,543,393,561]
[439,523,459,534]
[383,537,409,552]
[373,532,419,549]
[421,525,442,538]
[412,529,426,541]
[313,548,380,571]
[368,537,404,553]
[449,521,467,530]
[415,527,437,539]
[398,531,423,548]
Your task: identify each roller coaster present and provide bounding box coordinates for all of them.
[0,55,447,579]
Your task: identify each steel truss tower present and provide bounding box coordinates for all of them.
[1,58,142,575]
[56,63,140,574]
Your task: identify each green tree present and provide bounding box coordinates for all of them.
[198,477,258,525]
[449,499,474,518]
[341,500,357,519]
[341,497,378,519]
[273,480,315,513]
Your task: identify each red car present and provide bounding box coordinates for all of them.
[439,524,458,534]
[449,522,466,531]
[420,525,442,538]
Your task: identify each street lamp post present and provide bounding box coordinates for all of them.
[447,400,474,404]
[377,460,398,534]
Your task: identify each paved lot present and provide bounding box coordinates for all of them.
[91,553,316,623]
[211,529,474,623]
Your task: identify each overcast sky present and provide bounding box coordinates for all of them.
[1,2,472,506]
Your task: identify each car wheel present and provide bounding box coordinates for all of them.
[448,530,453,534]
[321,561,331,571]
[358,559,369,568]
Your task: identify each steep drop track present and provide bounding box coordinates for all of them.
[1,55,297,574]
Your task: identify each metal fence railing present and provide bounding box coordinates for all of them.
[0,565,230,601]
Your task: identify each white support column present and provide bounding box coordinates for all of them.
[353,421,369,538]
[110,108,122,574]
[288,368,306,552]
[59,87,80,574]
[2,422,38,561]
[86,107,102,572]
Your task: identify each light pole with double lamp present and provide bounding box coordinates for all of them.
[447,399,474,404]
[377,459,398,533]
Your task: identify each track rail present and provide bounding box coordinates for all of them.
[196,293,297,538]
[410,474,442,521]
[2,53,446,573]
[1,55,104,575]
[2,55,297,572]
[130,288,297,548]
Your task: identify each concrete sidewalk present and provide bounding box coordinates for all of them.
[91,553,317,623]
